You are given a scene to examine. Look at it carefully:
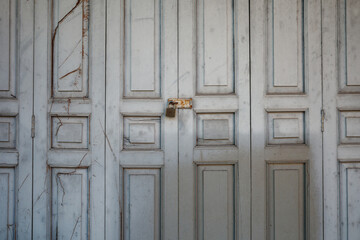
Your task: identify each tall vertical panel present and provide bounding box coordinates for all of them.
[0,0,16,98]
[268,0,304,94]
[197,0,234,94]
[0,168,15,239]
[340,164,360,239]
[339,0,360,92]
[52,0,89,98]
[52,169,88,240]
[197,165,234,240]
[123,169,161,240]
[267,164,305,240]
[124,0,161,98]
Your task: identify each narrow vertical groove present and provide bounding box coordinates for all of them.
[104,0,108,239]
[248,0,252,239]
[320,0,324,239]
[31,0,36,238]
[176,0,180,239]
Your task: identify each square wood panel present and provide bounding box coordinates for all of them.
[0,116,16,149]
[51,116,89,149]
[196,113,235,146]
[339,111,360,144]
[123,116,161,150]
[267,112,305,145]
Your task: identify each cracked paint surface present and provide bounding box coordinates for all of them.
[52,0,89,97]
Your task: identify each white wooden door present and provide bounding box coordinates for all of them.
[106,0,178,239]
[4,1,360,239]
[323,0,360,239]
[0,0,34,239]
[32,0,106,239]
[251,0,323,239]
[178,0,250,239]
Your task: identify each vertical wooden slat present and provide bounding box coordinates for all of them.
[17,0,34,239]
[251,0,322,239]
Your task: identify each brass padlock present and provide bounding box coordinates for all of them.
[166,101,177,117]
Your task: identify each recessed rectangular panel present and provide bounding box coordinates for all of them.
[52,0,89,98]
[273,118,300,138]
[0,168,15,239]
[123,169,160,240]
[268,112,305,145]
[346,118,360,137]
[52,116,89,149]
[197,165,234,240]
[0,0,16,98]
[339,111,360,144]
[129,123,156,144]
[197,113,235,146]
[0,117,16,149]
[267,163,306,240]
[340,163,360,240]
[124,0,161,98]
[57,123,83,143]
[197,0,234,94]
[267,0,304,94]
[338,0,360,93]
[52,168,88,240]
[0,123,10,142]
[123,117,161,149]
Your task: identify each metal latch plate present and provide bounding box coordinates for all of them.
[167,98,192,109]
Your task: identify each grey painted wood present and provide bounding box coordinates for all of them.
[33,0,106,239]
[16,0,35,239]
[196,0,234,94]
[123,0,161,98]
[0,0,16,98]
[52,0,89,98]
[323,0,360,239]
[0,168,15,239]
[338,0,360,93]
[267,164,305,240]
[51,169,88,240]
[106,0,178,239]
[340,163,360,240]
[268,0,304,94]
[197,165,234,240]
[251,0,323,239]
[3,1,359,238]
[123,169,161,240]
[179,0,250,239]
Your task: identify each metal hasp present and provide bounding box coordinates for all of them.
[166,98,192,117]
[167,98,193,109]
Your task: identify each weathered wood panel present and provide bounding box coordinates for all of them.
[339,111,360,144]
[123,116,161,150]
[52,0,89,98]
[251,0,322,239]
[267,163,306,240]
[197,0,234,94]
[123,169,161,240]
[267,111,305,145]
[323,0,360,238]
[339,0,360,93]
[0,168,15,240]
[340,163,360,240]
[51,116,89,149]
[124,0,161,98]
[267,0,304,94]
[197,165,235,240]
[0,117,16,149]
[52,168,88,240]
[196,113,235,146]
[0,0,16,98]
